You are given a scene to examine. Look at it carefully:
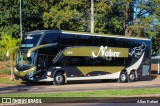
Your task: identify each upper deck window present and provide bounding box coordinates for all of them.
[41,33,60,44]
[61,34,78,46]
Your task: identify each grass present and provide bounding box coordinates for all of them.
[0,69,11,75]
[0,88,160,97]
[0,77,22,84]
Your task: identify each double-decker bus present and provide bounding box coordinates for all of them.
[14,30,151,85]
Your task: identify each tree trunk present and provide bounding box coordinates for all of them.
[10,56,14,81]
[124,2,131,36]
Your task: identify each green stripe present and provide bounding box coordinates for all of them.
[63,46,128,57]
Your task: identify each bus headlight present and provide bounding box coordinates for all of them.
[47,72,51,77]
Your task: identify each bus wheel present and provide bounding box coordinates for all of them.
[118,71,127,83]
[129,72,136,82]
[53,72,65,85]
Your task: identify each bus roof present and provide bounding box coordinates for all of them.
[62,30,151,41]
[26,30,61,35]
[26,30,150,41]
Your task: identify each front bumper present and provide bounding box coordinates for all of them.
[14,67,36,77]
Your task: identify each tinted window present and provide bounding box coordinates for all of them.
[79,57,94,66]
[37,55,46,67]
[78,35,94,46]
[39,46,60,56]
[121,39,141,48]
[61,34,78,46]
[93,57,105,66]
[69,57,79,66]
[41,33,60,44]
[94,36,107,46]
[53,56,68,66]
[107,38,122,47]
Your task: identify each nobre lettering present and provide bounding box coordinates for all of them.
[92,46,121,58]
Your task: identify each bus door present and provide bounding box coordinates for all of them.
[46,55,54,70]
[36,54,47,77]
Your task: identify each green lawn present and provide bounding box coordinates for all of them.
[0,77,22,84]
[0,88,160,97]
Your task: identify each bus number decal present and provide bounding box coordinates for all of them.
[67,51,73,55]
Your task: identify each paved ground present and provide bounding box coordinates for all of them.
[4,103,159,106]
[0,75,160,94]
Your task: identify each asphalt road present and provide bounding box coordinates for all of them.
[0,75,160,94]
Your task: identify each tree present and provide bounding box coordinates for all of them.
[94,0,125,34]
[0,32,20,79]
[127,0,160,37]
[0,0,47,37]
[43,0,86,31]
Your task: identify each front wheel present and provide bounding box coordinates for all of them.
[53,72,65,85]
[118,71,128,83]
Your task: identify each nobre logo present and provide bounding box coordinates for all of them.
[2,98,11,103]
[92,46,121,58]
[26,36,33,39]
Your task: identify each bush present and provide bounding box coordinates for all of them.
[0,69,11,75]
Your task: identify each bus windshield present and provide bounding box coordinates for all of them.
[20,34,41,49]
[16,51,35,67]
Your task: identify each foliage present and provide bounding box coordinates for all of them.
[0,32,20,60]
[43,0,126,34]
[43,0,86,31]
[0,0,46,37]
[0,0,160,53]
[0,69,11,75]
[1,0,159,37]
[0,78,22,84]
[127,0,160,37]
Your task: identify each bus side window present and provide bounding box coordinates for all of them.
[70,57,79,66]
[107,38,122,47]
[41,33,60,44]
[78,35,94,46]
[94,36,107,46]
[61,34,78,46]
[79,57,94,66]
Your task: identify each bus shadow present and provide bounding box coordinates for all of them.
[0,84,31,94]
[0,82,52,94]
[21,81,52,85]
[67,79,117,85]
[19,80,117,86]
[138,75,157,82]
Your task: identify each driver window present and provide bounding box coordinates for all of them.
[38,56,46,67]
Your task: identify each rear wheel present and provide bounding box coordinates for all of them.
[129,72,136,82]
[118,71,127,83]
[53,72,65,85]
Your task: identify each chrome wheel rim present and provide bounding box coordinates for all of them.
[130,74,135,80]
[56,75,63,83]
[121,74,126,81]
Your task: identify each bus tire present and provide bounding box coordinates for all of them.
[53,72,65,85]
[118,71,127,83]
[129,72,136,82]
